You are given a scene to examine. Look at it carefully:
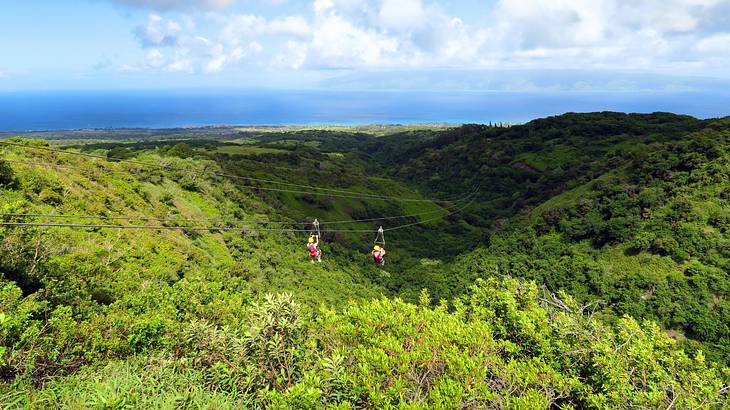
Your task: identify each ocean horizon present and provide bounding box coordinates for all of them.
[1,89,729,131]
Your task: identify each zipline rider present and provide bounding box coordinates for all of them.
[372,226,386,266]
[307,235,322,263]
[371,245,386,266]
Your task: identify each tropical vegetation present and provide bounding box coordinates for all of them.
[2,112,729,408]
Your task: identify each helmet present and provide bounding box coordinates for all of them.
[308,237,315,243]
[373,245,381,251]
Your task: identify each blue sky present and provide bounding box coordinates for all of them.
[1,0,729,91]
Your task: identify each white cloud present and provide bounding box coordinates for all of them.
[309,10,400,67]
[378,0,425,31]
[221,14,267,44]
[121,0,730,77]
[695,33,730,53]
[220,14,310,45]
[131,13,273,74]
[146,49,166,68]
[274,40,308,69]
[118,64,141,72]
[267,16,311,37]
[135,14,183,47]
[204,43,229,73]
[205,55,227,73]
[111,0,233,10]
[299,0,503,69]
[166,49,195,73]
[477,0,730,72]
[231,41,264,61]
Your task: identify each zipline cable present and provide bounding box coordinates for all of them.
[385,193,477,232]
[1,159,133,175]
[0,190,478,227]
[0,222,314,232]
[2,141,479,231]
[0,212,251,223]
[0,190,477,234]
[0,206,451,225]
[1,141,462,203]
[5,156,470,204]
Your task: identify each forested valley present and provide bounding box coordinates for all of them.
[2,112,730,408]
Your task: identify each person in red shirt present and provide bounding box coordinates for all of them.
[307,235,322,263]
[371,245,386,266]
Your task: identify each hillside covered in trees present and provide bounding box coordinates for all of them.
[2,112,730,408]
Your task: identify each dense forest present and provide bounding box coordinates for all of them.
[1,112,729,408]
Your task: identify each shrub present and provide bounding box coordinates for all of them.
[0,161,16,189]
[243,293,306,390]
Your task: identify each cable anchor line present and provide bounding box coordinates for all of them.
[0,141,462,204]
[0,190,477,234]
[0,188,478,227]
[4,156,477,213]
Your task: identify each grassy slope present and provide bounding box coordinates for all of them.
[0,139,387,307]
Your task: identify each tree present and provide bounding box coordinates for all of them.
[0,160,16,188]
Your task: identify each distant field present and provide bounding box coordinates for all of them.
[234,124,455,136]
[214,145,288,155]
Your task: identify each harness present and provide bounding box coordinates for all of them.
[373,226,385,263]
[308,218,322,258]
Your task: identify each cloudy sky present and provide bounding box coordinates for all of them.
[1,0,729,91]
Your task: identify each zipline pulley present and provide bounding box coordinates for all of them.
[311,218,321,238]
[374,226,385,247]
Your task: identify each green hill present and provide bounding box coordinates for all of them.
[2,113,730,408]
[377,114,730,364]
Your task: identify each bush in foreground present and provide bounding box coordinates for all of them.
[2,277,728,409]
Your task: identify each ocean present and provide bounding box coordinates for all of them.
[0,90,728,131]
